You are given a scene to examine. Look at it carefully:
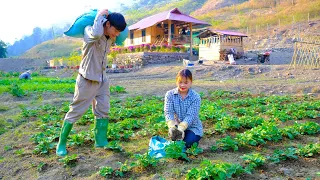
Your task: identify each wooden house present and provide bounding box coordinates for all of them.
[197,29,247,60]
[124,8,210,56]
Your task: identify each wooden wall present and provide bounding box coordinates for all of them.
[125,21,180,47]
[199,35,244,60]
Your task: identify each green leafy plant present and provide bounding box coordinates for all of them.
[69,132,86,146]
[99,161,131,177]
[186,160,244,180]
[104,141,123,152]
[14,148,25,156]
[37,162,47,172]
[297,143,320,157]
[33,137,54,155]
[165,141,190,161]
[267,148,298,163]
[115,161,131,177]
[216,136,239,151]
[4,145,13,151]
[9,83,25,97]
[186,143,203,156]
[111,86,126,94]
[131,153,159,169]
[99,166,114,177]
[240,153,266,173]
[59,154,78,167]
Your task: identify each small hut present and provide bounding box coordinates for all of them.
[197,29,247,60]
[125,8,210,56]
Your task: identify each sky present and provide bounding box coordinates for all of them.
[0,0,133,45]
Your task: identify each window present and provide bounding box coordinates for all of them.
[130,31,134,44]
[142,29,146,42]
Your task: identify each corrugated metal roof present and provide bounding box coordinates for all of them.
[128,8,210,30]
[211,29,248,37]
[198,28,248,37]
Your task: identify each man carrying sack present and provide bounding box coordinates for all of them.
[56,9,127,156]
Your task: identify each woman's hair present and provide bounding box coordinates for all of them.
[103,13,127,32]
[176,69,193,82]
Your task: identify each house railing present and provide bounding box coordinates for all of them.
[164,34,191,45]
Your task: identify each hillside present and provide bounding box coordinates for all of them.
[188,0,246,16]
[193,0,320,30]
[19,0,320,59]
[20,37,82,59]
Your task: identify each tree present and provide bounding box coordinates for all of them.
[0,40,7,58]
[32,27,43,45]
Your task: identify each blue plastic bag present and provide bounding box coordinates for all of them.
[64,9,128,46]
[148,136,172,159]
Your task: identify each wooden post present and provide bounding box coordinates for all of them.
[292,16,295,30]
[168,20,172,45]
[189,23,193,57]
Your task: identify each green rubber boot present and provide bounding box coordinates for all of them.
[56,121,73,156]
[94,118,109,147]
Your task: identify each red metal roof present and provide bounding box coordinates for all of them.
[128,8,210,30]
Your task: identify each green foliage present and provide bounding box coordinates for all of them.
[59,154,78,167]
[110,85,126,94]
[33,137,55,155]
[10,86,319,179]
[165,141,190,161]
[0,39,7,58]
[267,148,298,163]
[240,153,266,173]
[4,145,13,151]
[131,153,159,169]
[37,162,47,172]
[115,161,131,177]
[0,71,20,77]
[69,132,86,146]
[104,141,123,152]
[0,76,127,96]
[14,148,25,156]
[186,160,244,180]
[99,161,132,177]
[99,166,114,177]
[8,83,25,97]
[216,136,239,151]
[297,143,320,157]
[236,121,282,146]
[186,143,203,156]
[214,116,241,133]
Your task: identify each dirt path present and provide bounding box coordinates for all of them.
[106,59,320,98]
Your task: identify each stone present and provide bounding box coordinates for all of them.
[171,129,183,141]
[279,167,293,176]
[259,173,268,179]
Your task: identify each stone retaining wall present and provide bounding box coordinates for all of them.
[114,52,190,67]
